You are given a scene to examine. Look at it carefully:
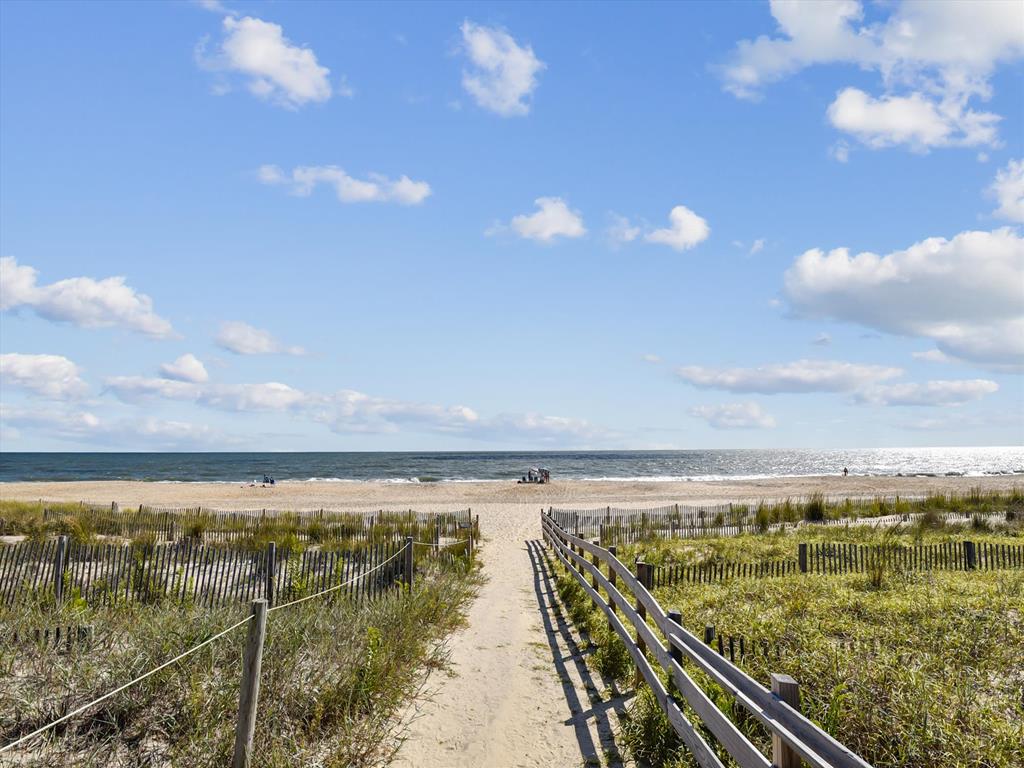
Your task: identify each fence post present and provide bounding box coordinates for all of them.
[964,540,977,570]
[703,625,715,645]
[770,674,801,768]
[232,599,268,768]
[591,541,600,594]
[607,545,618,632]
[264,542,276,607]
[798,543,808,574]
[54,535,69,603]
[667,610,683,697]
[634,561,652,685]
[403,536,414,589]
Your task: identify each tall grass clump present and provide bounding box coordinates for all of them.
[0,557,480,766]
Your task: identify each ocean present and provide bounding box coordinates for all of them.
[0,447,1021,483]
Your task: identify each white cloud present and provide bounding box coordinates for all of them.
[855,379,998,407]
[783,228,1024,367]
[505,197,586,242]
[159,353,209,383]
[676,359,902,394]
[0,257,175,338]
[989,158,1024,223]
[912,349,952,364]
[642,354,662,364]
[812,333,832,346]
[830,141,851,163]
[749,238,766,255]
[826,87,998,151]
[200,16,333,109]
[258,164,431,205]
[0,353,87,399]
[215,321,306,356]
[460,21,544,117]
[0,405,226,448]
[645,205,710,252]
[102,369,607,445]
[607,213,641,245]
[722,0,1024,151]
[690,402,777,429]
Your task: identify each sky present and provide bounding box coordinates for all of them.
[1,0,1023,452]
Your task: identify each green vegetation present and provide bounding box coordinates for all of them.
[547,503,1024,768]
[0,555,480,767]
[0,499,477,554]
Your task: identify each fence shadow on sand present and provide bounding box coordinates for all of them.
[525,539,629,767]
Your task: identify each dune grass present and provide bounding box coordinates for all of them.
[548,513,1024,768]
[0,555,480,767]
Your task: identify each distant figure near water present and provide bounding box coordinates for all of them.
[843,467,849,477]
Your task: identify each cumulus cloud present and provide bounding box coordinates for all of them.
[0,257,175,338]
[749,238,766,255]
[501,197,586,242]
[159,354,209,383]
[676,359,902,394]
[722,1,1024,151]
[855,379,998,407]
[258,164,431,205]
[645,205,710,252]
[460,21,544,116]
[826,87,998,151]
[783,228,1024,367]
[216,321,306,356]
[642,354,662,364]
[199,15,332,108]
[690,402,777,429]
[989,158,1024,223]
[0,353,88,399]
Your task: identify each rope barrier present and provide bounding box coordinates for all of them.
[0,614,254,754]
[2,537,467,753]
[267,547,405,613]
[412,538,470,549]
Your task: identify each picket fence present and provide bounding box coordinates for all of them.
[0,537,408,607]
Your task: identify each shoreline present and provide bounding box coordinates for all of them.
[1,474,1020,510]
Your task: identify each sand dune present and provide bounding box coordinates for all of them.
[2,475,1019,766]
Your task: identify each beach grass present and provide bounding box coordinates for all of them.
[0,555,480,767]
[548,512,1024,768]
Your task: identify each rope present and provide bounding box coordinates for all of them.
[0,614,253,754]
[267,547,406,613]
[413,538,470,550]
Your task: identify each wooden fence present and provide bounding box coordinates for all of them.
[14,504,475,545]
[541,511,871,768]
[0,537,410,607]
[549,502,996,544]
[649,539,1022,588]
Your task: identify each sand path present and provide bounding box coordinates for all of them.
[394,503,623,768]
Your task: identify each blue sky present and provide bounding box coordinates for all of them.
[1,0,1022,451]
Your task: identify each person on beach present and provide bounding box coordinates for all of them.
[843,467,848,477]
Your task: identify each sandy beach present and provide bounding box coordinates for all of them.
[3,474,1019,766]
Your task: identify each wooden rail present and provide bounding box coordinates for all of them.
[541,512,872,768]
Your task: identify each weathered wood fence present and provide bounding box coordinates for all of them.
[20,504,475,544]
[650,539,1022,588]
[0,538,408,607]
[550,503,994,544]
[541,511,871,768]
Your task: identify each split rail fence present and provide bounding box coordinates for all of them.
[541,511,871,768]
